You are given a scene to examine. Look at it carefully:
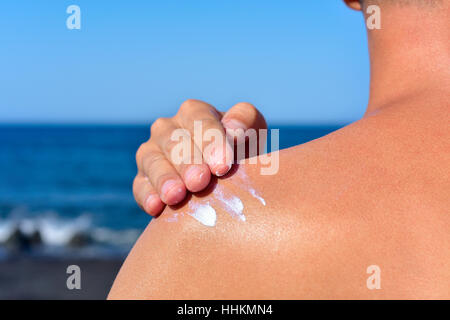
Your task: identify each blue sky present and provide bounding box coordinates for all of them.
[0,0,370,125]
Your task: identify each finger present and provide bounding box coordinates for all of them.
[150,117,211,192]
[175,99,234,177]
[133,175,165,216]
[221,102,267,141]
[139,142,187,205]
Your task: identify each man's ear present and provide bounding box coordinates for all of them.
[343,0,362,11]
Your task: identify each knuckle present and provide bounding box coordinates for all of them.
[163,137,183,155]
[142,151,165,174]
[135,143,147,164]
[179,99,201,114]
[132,177,140,198]
[132,176,146,207]
[235,102,257,114]
[150,117,171,135]
[201,118,223,131]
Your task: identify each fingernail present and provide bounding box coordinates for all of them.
[212,164,232,177]
[144,194,162,215]
[223,119,246,131]
[161,180,186,205]
[185,166,209,192]
[208,146,232,177]
[223,119,247,141]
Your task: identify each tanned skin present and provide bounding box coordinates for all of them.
[108,1,450,299]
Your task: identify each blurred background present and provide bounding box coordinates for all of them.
[0,0,369,299]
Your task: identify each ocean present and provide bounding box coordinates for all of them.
[0,124,342,259]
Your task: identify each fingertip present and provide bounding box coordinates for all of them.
[184,165,211,192]
[144,193,165,217]
[222,118,247,131]
[205,143,234,177]
[161,179,187,205]
[212,163,232,177]
[223,119,247,142]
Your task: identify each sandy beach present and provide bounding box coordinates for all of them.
[0,256,124,299]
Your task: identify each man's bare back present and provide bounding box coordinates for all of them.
[109,0,450,299]
[109,90,450,299]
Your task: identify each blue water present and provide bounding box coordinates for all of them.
[0,124,341,257]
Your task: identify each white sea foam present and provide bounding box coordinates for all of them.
[0,221,14,242]
[91,228,141,246]
[0,213,141,252]
[39,215,92,245]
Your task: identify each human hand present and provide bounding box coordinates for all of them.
[133,99,267,216]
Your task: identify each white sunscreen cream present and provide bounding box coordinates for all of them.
[249,188,266,206]
[166,167,266,227]
[187,202,217,227]
[233,168,267,206]
[213,185,246,222]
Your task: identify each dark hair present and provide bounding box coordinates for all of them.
[359,0,443,5]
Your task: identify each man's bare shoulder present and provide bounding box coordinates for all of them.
[109,155,366,299]
[108,161,388,299]
[109,111,450,299]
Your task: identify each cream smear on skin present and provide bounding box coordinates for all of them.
[165,167,265,227]
[249,189,266,206]
[233,169,266,206]
[187,202,217,227]
[213,185,246,222]
[165,201,218,227]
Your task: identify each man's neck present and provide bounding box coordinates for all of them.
[364,1,450,115]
